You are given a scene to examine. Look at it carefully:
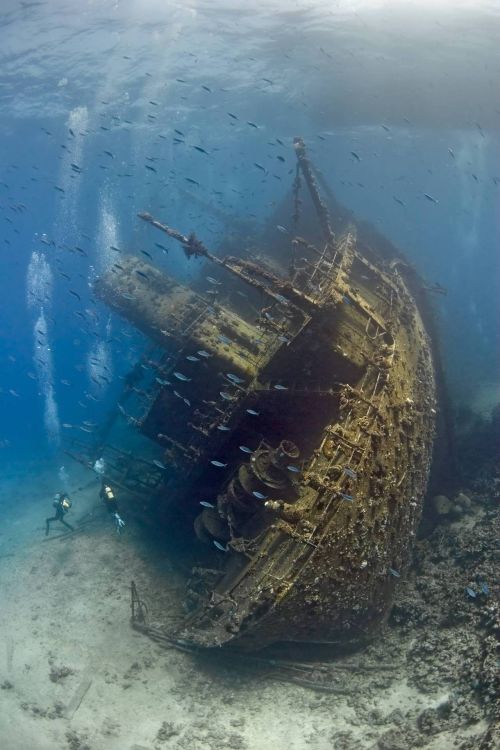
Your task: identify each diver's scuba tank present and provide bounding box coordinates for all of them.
[61,495,72,511]
[53,492,72,512]
[103,485,114,500]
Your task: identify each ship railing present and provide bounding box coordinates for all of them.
[307,239,343,288]
[64,440,166,494]
[365,317,381,341]
[302,304,388,480]
[299,370,392,551]
[177,297,218,339]
[244,315,310,371]
[305,355,385,486]
[291,257,339,303]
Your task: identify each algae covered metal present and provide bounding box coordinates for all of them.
[94,138,436,650]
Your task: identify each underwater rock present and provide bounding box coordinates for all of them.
[49,664,75,682]
[156,721,181,741]
[377,728,421,750]
[455,491,472,510]
[65,730,91,750]
[416,702,452,735]
[432,494,452,515]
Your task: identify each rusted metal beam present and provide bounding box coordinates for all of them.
[138,212,317,315]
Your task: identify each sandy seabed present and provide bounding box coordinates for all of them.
[0,459,497,750]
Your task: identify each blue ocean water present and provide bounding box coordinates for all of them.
[0,2,499,748]
[1,0,499,463]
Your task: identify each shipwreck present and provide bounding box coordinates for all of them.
[82,137,436,651]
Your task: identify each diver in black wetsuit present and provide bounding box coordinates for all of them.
[45,492,74,536]
[99,482,125,534]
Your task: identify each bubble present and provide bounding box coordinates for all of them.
[26,251,53,309]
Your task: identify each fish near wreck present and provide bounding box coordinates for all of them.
[93,137,437,651]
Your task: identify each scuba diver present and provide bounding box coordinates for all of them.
[45,492,74,536]
[100,482,126,534]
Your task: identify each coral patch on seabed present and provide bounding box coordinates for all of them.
[0,461,497,750]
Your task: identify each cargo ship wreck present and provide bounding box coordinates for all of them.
[84,137,436,651]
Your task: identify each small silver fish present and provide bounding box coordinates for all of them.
[218,334,231,345]
[226,373,244,384]
[211,460,227,468]
[153,460,167,470]
[423,193,439,204]
[252,491,267,500]
[173,390,182,398]
[217,425,231,432]
[121,293,136,300]
[197,350,212,358]
[155,378,170,386]
[206,276,221,285]
[340,493,354,502]
[200,501,214,508]
[287,465,300,473]
[278,335,290,344]
[220,391,233,401]
[273,383,287,390]
[183,398,191,406]
[174,371,191,382]
[186,355,200,362]
[276,225,288,234]
[388,567,401,578]
[213,540,227,551]
[246,409,259,416]
[239,446,252,454]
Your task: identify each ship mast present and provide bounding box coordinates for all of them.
[293,136,336,248]
[138,138,341,313]
[138,212,318,314]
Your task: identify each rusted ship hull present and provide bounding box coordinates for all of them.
[94,138,436,650]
